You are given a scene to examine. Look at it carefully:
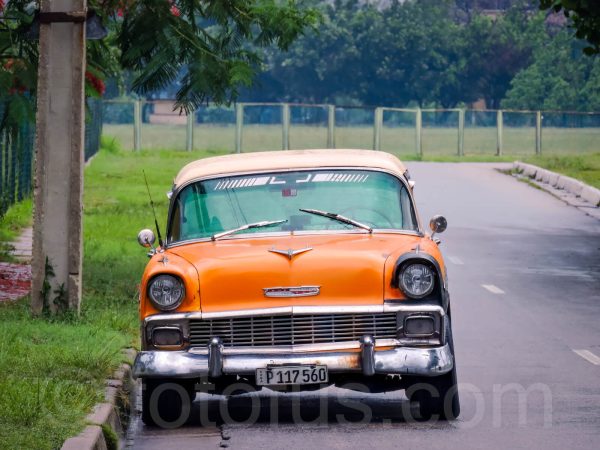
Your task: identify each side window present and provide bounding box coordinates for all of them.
[168,200,181,242]
[399,186,417,231]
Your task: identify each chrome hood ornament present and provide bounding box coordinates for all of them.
[269,246,313,260]
[263,286,321,298]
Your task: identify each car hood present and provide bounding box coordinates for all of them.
[168,233,422,313]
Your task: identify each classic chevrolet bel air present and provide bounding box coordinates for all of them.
[133,149,459,425]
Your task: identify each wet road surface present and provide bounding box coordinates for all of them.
[127,162,600,450]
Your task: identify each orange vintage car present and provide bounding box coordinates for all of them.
[133,149,459,425]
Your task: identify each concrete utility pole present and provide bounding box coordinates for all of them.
[31,0,87,315]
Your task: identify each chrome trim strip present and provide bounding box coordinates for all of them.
[143,304,445,324]
[144,312,191,324]
[132,343,454,378]
[262,285,321,298]
[204,306,303,319]
[386,304,445,315]
[188,338,401,355]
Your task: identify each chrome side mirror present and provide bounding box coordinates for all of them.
[137,229,156,248]
[429,215,447,241]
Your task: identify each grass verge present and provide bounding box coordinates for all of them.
[521,153,600,189]
[0,146,225,449]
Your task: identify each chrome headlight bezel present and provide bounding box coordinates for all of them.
[147,274,185,311]
[398,262,435,299]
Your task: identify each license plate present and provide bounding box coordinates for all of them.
[256,365,328,386]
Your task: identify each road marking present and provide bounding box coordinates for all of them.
[448,256,464,265]
[482,284,505,294]
[573,349,600,366]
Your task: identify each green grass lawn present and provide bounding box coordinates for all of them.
[0,144,226,449]
[100,124,599,187]
[521,153,600,189]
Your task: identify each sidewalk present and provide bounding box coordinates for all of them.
[0,227,32,302]
[10,226,32,262]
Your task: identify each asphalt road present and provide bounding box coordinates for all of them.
[126,162,600,450]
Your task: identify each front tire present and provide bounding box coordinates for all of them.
[141,379,194,427]
[405,320,460,420]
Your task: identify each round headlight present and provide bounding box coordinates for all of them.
[148,274,185,310]
[399,263,435,299]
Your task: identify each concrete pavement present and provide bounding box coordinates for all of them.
[10,226,32,262]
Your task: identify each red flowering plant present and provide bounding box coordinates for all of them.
[85,68,107,98]
[0,0,317,131]
[0,1,118,129]
[0,1,38,131]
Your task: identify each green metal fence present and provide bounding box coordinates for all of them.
[0,122,35,218]
[85,99,103,161]
[0,99,103,219]
[101,100,600,156]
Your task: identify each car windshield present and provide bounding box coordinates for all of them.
[168,169,417,243]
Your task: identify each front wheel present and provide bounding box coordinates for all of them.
[405,320,460,420]
[141,379,194,427]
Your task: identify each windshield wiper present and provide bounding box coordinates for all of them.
[299,208,373,233]
[211,219,287,241]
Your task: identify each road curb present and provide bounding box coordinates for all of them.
[61,348,137,450]
[512,162,600,219]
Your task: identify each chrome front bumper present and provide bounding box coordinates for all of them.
[132,340,454,379]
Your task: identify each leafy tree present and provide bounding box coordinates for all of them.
[0,2,41,131]
[583,59,600,110]
[377,0,462,107]
[0,0,318,126]
[502,30,596,110]
[539,0,600,54]
[246,0,544,109]
[114,0,318,112]
[457,5,545,108]
[248,0,463,107]
[249,0,373,104]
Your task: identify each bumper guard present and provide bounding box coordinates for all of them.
[133,335,453,380]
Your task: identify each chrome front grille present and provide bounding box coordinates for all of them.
[189,313,398,347]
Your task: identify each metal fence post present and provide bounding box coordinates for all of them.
[186,110,194,152]
[458,109,465,157]
[235,103,244,153]
[535,111,542,155]
[133,99,142,151]
[415,108,422,156]
[327,105,335,149]
[282,103,290,150]
[496,109,503,156]
[373,107,383,151]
